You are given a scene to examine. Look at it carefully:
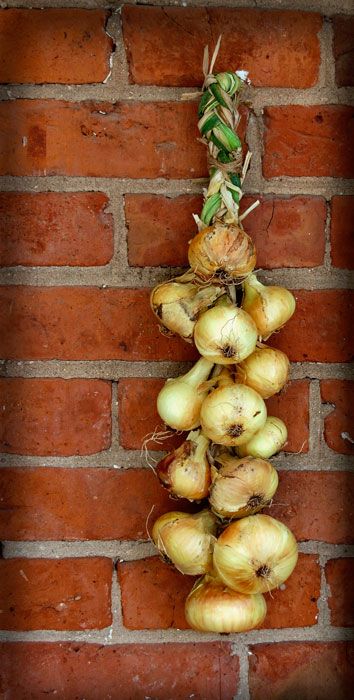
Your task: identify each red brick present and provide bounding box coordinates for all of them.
[0,9,112,84]
[330,196,354,269]
[126,194,202,267]
[0,378,111,456]
[0,558,112,630]
[117,554,319,631]
[326,559,354,627]
[0,287,197,361]
[321,380,354,454]
[122,6,321,88]
[269,471,354,544]
[249,642,354,700]
[0,468,196,541]
[0,642,240,699]
[333,16,354,87]
[0,192,113,266]
[266,380,309,453]
[126,195,326,269]
[263,106,354,178]
[0,100,209,179]
[270,290,354,363]
[118,557,195,630]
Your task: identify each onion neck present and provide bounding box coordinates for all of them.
[182,357,214,387]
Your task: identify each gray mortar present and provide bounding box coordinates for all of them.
[0,3,353,697]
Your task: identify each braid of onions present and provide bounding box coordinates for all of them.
[148,40,299,634]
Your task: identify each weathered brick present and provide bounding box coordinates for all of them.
[0,642,240,699]
[122,6,321,87]
[266,380,309,453]
[269,471,354,544]
[0,192,113,266]
[249,642,354,699]
[0,558,112,630]
[321,380,354,454]
[333,16,354,87]
[118,554,319,630]
[326,559,354,627]
[263,106,354,178]
[0,100,210,179]
[0,468,194,541]
[126,194,202,267]
[0,287,197,361]
[0,378,111,456]
[270,290,354,363]
[126,195,326,269]
[0,9,112,84]
[330,196,354,269]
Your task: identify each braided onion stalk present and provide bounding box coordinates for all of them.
[147,39,298,635]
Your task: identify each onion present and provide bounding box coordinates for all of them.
[150,278,223,342]
[238,346,290,398]
[209,454,278,519]
[236,416,288,459]
[194,296,258,365]
[156,430,211,500]
[152,509,218,576]
[200,371,267,446]
[213,514,298,594]
[188,222,256,282]
[185,573,267,633]
[242,274,296,339]
[157,357,214,431]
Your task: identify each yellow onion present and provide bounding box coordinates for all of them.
[152,509,218,575]
[242,274,296,339]
[157,357,214,431]
[213,514,298,594]
[156,430,211,500]
[209,454,278,519]
[236,417,288,459]
[188,222,256,282]
[200,370,267,446]
[194,296,258,365]
[238,346,290,398]
[185,573,267,633]
[150,277,223,342]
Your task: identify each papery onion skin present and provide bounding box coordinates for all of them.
[152,509,218,576]
[157,357,214,431]
[213,514,298,594]
[156,431,211,500]
[242,274,296,339]
[194,301,258,365]
[238,347,290,399]
[188,222,256,282]
[150,279,223,342]
[185,573,267,633]
[200,382,267,446]
[209,455,279,519]
[236,416,288,459]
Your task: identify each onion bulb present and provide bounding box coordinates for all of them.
[236,416,288,459]
[213,514,298,594]
[150,278,223,342]
[157,357,214,431]
[200,371,267,446]
[185,573,267,633]
[188,222,256,282]
[238,346,290,398]
[209,454,278,519]
[194,296,258,365]
[242,274,296,339]
[156,430,211,500]
[152,509,218,575]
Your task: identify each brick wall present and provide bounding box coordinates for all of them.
[0,1,353,697]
